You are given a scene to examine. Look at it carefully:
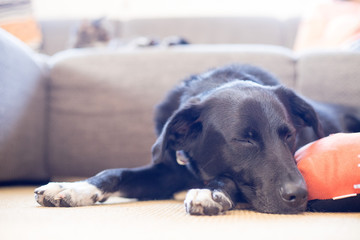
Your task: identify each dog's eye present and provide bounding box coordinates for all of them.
[231,138,254,145]
[278,126,295,142]
[232,129,259,146]
[284,131,296,143]
[286,133,293,141]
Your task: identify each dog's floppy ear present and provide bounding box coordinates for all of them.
[275,86,324,138]
[151,98,203,164]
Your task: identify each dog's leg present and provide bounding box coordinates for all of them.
[184,176,238,215]
[35,163,201,207]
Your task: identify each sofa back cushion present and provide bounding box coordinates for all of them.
[297,51,360,107]
[47,45,295,177]
[121,17,299,48]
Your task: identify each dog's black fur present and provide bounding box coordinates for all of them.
[36,64,360,214]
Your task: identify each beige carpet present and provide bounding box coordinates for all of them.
[1,186,360,240]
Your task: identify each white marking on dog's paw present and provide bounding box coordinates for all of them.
[184,189,233,215]
[34,181,108,207]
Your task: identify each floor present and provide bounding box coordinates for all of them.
[1,186,360,240]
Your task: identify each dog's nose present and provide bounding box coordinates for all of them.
[279,181,307,207]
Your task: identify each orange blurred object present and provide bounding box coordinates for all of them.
[1,16,42,48]
[295,133,360,200]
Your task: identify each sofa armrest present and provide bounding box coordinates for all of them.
[0,29,49,183]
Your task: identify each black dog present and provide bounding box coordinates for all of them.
[35,64,360,215]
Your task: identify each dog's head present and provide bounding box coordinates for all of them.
[153,81,324,214]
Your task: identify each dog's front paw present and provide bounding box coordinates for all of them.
[34,181,106,207]
[184,189,233,216]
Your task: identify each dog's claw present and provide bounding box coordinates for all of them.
[34,189,45,195]
[41,197,55,207]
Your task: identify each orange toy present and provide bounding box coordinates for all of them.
[295,133,360,201]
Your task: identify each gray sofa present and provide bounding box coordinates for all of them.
[1,17,360,183]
